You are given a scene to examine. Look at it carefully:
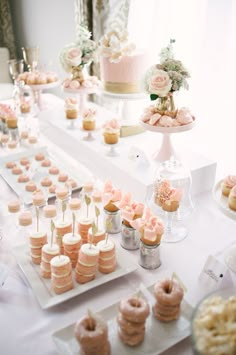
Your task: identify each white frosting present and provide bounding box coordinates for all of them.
[30,231,46,239]
[78,217,94,225]
[50,255,70,267]
[97,240,114,252]
[55,220,71,228]
[30,252,41,258]
[99,254,115,261]
[63,233,81,244]
[81,243,99,256]
[51,271,70,278]
[54,281,72,289]
[88,228,105,237]
[42,243,60,254]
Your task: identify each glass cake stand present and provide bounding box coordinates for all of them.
[213,180,236,272]
[140,119,196,163]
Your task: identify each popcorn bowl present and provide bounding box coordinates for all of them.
[191,287,236,355]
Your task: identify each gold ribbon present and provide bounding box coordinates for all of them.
[103,81,140,94]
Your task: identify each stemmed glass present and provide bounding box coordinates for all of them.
[8,59,24,81]
[163,210,187,243]
[105,143,119,157]
[22,47,39,72]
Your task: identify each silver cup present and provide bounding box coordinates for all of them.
[104,209,121,234]
[121,222,140,250]
[139,240,161,269]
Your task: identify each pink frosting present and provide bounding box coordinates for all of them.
[63,79,71,88]
[102,119,120,132]
[103,180,122,205]
[121,202,144,221]
[130,209,164,237]
[223,175,236,188]
[83,108,96,119]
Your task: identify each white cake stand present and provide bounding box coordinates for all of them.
[63,86,100,114]
[29,81,60,110]
[102,91,147,121]
[140,119,196,163]
[213,180,236,272]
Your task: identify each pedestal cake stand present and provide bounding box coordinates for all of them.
[140,120,196,163]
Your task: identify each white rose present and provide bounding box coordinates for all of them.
[148,69,172,97]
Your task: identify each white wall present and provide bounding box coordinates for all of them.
[10,0,75,82]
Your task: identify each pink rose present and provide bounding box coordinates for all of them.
[66,47,82,67]
[148,70,172,97]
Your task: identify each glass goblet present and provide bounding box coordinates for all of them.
[22,47,39,72]
[8,59,24,81]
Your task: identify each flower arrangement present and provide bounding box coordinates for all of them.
[99,26,135,63]
[141,40,195,127]
[144,39,190,102]
[59,24,97,74]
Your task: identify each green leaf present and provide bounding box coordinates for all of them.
[50,220,55,233]
[91,222,98,235]
[85,194,91,206]
[95,205,100,218]
[150,94,158,101]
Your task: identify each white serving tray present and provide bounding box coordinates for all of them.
[213,180,236,220]
[12,243,137,309]
[52,284,193,355]
[0,146,83,205]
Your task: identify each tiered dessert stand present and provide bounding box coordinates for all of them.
[213,180,236,272]
[29,81,60,111]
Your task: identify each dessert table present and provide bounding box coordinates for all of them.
[0,94,236,355]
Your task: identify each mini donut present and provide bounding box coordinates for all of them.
[74,315,108,347]
[75,271,95,284]
[118,327,145,346]
[119,297,150,323]
[20,157,30,166]
[35,153,45,161]
[58,173,68,182]
[12,166,23,175]
[17,174,30,183]
[153,279,184,306]
[41,159,51,167]
[5,161,16,169]
[152,306,180,322]
[153,302,180,316]
[117,312,145,335]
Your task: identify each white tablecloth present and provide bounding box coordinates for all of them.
[0,94,236,355]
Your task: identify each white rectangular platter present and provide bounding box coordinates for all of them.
[0,146,84,205]
[52,284,193,355]
[12,243,137,309]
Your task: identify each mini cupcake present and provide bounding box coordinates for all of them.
[65,98,78,119]
[82,108,96,131]
[103,118,120,144]
[103,180,122,213]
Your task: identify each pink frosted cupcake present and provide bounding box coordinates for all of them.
[103,119,120,144]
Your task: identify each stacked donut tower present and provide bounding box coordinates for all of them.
[74,277,185,353]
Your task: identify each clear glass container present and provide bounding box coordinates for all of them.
[147,158,194,221]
